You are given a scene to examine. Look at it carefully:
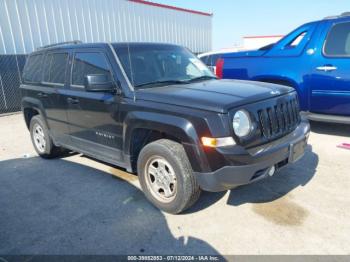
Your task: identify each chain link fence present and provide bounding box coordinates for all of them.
[0,55,27,114]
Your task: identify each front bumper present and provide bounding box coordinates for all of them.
[194,120,310,192]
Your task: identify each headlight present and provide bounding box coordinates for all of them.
[233,110,252,137]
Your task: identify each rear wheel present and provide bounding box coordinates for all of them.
[30,115,66,158]
[137,139,201,214]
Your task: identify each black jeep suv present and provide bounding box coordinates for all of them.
[20,42,310,213]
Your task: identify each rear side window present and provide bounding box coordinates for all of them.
[210,54,221,66]
[23,54,44,83]
[42,54,52,82]
[199,55,209,65]
[324,22,350,57]
[71,52,111,86]
[43,53,68,84]
[200,55,221,66]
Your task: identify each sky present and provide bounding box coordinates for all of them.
[155,0,350,50]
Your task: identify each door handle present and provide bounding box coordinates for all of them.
[316,65,337,72]
[37,92,48,98]
[67,97,80,104]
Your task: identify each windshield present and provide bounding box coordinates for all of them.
[113,44,216,89]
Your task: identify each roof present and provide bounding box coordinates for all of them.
[112,42,181,48]
[33,42,108,53]
[128,0,212,17]
[32,42,182,54]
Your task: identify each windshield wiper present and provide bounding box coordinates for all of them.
[135,76,217,88]
[135,80,188,88]
[187,75,218,83]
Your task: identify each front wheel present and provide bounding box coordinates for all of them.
[137,139,201,214]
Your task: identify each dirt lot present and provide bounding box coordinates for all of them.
[0,113,349,255]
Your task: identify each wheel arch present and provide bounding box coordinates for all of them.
[252,75,308,110]
[21,97,47,129]
[123,112,209,174]
[253,76,298,89]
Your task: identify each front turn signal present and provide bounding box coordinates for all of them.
[201,137,235,148]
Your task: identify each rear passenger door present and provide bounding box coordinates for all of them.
[65,49,123,164]
[36,52,70,144]
[310,20,350,116]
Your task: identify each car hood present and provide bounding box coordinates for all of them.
[135,79,294,113]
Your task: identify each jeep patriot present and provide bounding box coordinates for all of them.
[20,42,310,213]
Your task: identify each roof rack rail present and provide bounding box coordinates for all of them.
[323,12,350,20]
[323,15,338,20]
[341,12,350,17]
[37,40,83,50]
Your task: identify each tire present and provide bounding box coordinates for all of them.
[29,115,65,158]
[137,139,201,214]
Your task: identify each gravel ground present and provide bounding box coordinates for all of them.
[0,113,349,255]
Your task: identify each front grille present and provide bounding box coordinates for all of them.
[258,96,300,139]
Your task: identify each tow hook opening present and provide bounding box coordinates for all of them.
[268,165,276,176]
[250,168,270,181]
[251,166,276,181]
[250,157,290,182]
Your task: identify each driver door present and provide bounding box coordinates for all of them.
[65,49,123,163]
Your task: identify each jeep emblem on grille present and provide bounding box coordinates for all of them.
[270,90,281,95]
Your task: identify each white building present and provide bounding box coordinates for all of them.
[242,35,284,50]
[0,0,212,113]
[0,0,213,55]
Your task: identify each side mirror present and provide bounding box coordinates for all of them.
[84,74,114,92]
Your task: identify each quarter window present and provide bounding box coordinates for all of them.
[72,52,111,86]
[324,22,350,56]
[43,53,68,84]
[23,54,44,83]
[286,31,307,48]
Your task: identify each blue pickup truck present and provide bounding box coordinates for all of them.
[217,13,350,123]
